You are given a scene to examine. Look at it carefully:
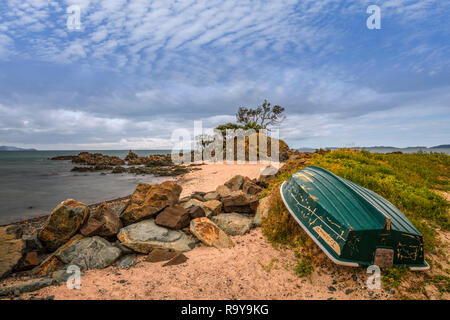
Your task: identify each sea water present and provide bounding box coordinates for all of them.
[0,150,171,224]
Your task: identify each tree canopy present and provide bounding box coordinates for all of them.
[236,100,285,129]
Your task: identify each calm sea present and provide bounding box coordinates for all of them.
[0,150,171,225]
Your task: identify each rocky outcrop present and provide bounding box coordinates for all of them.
[222,191,258,214]
[55,236,121,271]
[80,203,122,239]
[120,181,182,226]
[190,217,234,249]
[211,213,253,236]
[38,199,89,252]
[125,150,139,162]
[155,205,190,230]
[117,219,196,253]
[72,152,125,166]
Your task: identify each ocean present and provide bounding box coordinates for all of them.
[0,150,171,225]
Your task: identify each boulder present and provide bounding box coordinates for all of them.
[32,235,84,276]
[253,195,272,227]
[242,177,263,196]
[117,254,137,269]
[38,199,89,251]
[190,217,234,249]
[188,206,206,219]
[80,203,122,239]
[222,191,257,214]
[155,205,190,230]
[181,198,204,210]
[145,248,178,263]
[55,236,121,271]
[117,219,196,253]
[211,213,253,236]
[203,200,222,217]
[224,175,245,191]
[120,182,182,226]
[216,185,232,199]
[204,192,219,201]
[0,239,25,279]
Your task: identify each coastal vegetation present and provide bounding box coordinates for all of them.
[261,149,449,296]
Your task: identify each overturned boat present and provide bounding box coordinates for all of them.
[280,166,429,270]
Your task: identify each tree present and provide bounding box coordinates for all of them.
[236,100,285,129]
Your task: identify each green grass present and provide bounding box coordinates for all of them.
[295,256,313,278]
[382,267,408,289]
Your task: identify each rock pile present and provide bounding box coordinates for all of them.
[0,173,270,297]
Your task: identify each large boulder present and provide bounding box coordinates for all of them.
[120,182,182,226]
[117,219,196,253]
[253,195,272,227]
[80,203,122,239]
[211,213,253,236]
[216,185,232,199]
[222,191,258,214]
[55,236,121,271]
[38,199,89,252]
[155,205,190,230]
[190,217,234,249]
[0,239,25,279]
[202,200,222,217]
[224,175,245,191]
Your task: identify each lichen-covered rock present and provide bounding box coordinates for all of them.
[80,203,122,239]
[55,236,121,271]
[155,205,190,230]
[211,213,253,236]
[120,181,182,226]
[190,217,234,249]
[38,199,89,251]
[118,219,196,253]
[203,200,222,217]
[0,239,25,279]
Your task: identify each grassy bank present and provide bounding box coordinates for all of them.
[261,149,449,296]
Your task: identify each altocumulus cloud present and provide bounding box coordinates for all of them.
[0,0,449,149]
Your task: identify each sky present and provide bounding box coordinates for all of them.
[0,0,449,150]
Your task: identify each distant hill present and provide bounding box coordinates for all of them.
[0,146,37,151]
[431,144,450,149]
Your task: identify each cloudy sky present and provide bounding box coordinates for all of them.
[0,0,449,150]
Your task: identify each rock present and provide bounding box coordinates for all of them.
[120,181,182,226]
[155,205,190,230]
[242,177,263,196]
[211,213,253,236]
[204,192,219,201]
[162,253,188,267]
[191,192,206,201]
[0,278,55,297]
[125,150,139,162]
[38,199,89,251]
[328,286,336,292]
[117,219,196,253]
[216,185,232,199]
[145,248,178,263]
[202,200,222,217]
[181,198,204,210]
[222,191,256,214]
[114,240,135,255]
[224,175,245,191]
[345,289,354,295]
[17,252,40,271]
[190,217,234,249]
[55,236,121,271]
[253,195,272,227]
[188,206,206,219]
[80,203,122,239]
[117,254,137,269]
[32,235,85,276]
[0,225,23,241]
[0,239,25,279]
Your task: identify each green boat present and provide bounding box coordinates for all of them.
[280,166,429,270]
